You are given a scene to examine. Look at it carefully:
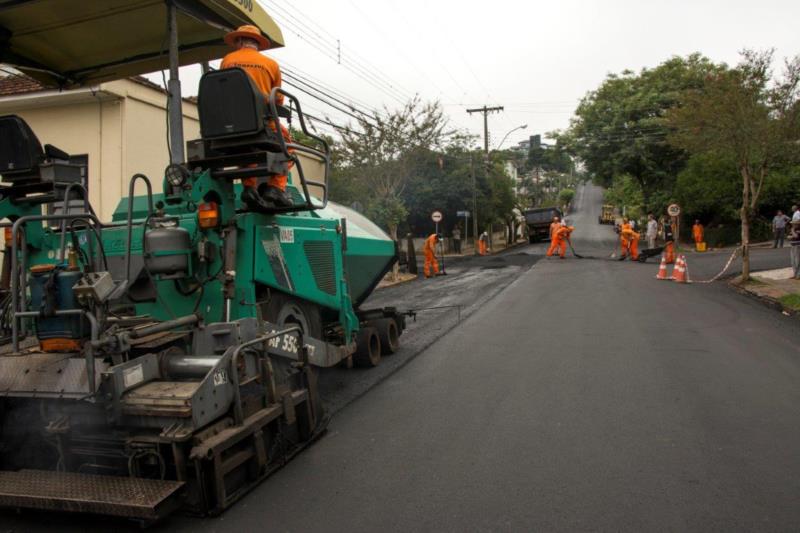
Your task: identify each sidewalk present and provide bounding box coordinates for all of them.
[737,267,800,314]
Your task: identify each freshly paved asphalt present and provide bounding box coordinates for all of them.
[4,184,799,531]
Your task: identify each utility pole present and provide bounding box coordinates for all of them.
[467,105,504,157]
[470,156,479,255]
[466,105,503,252]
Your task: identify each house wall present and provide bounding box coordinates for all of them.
[0,80,199,221]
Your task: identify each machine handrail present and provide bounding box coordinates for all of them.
[229,326,303,425]
[268,87,330,211]
[124,174,155,284]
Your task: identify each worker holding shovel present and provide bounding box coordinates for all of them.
[547,222,575,259]
[423,233,441,278]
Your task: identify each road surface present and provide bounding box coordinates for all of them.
[4,184,799,532]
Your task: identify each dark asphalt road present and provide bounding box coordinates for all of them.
[4,184,799,532]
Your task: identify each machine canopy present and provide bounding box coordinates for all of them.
[0,0,284,87]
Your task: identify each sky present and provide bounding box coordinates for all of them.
[155,0,800,149]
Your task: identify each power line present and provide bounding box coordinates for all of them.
[262,0,414,100]
[260,0,411,104]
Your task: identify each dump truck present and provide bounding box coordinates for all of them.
[523,206,563,243]
[598,204,616,224]
[0,1,406,524]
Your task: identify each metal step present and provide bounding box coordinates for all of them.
[0,469,184,522]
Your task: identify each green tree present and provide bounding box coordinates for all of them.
[566,54,723,213]
[335,97,449,241]
[668,50,800,280]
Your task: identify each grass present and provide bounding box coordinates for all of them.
[778,293,800,311]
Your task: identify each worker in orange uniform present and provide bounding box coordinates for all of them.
[662,217,675,263]
[423,233,441,278]
[549,216,561,241]
[222,25,293,208]
[478,231,489,255]
[547,222,574,259]
[692,219,704,248]
[620,221,640,261]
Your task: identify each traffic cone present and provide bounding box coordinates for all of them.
[656,256,671,280]
[682,254,691,282]
[673,255,688,283]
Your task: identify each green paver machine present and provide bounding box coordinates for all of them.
[0,0,404,523]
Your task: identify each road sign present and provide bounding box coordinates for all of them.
[456,210,470,218]
[668,204,681,217]
[431,210,443,223]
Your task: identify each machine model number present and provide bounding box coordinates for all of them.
[267,332,302,355]
[213,369,228,386]
[279,228,294,244]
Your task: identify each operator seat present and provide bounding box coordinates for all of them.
[196,67,289,154]
[0,115,80,194]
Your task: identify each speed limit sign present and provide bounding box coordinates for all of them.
[431,210,443,223]
[667,204,681,217]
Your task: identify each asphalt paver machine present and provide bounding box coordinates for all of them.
[0,1,403,523]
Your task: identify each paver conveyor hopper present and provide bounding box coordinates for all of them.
[0,0,404,524]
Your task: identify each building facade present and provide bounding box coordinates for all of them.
[0,74,200,220]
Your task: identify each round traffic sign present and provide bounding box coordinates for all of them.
[667,204,681,217]
[431,210,443,223]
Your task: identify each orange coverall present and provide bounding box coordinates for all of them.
[620,225,640,260]
[221,47,292,191]
[692,223,704,244]
[546,225,574,258]
[549,220,561,241]
[423,234,440,278]
[478,233,488,255]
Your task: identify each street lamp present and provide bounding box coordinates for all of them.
[495,124,528,151]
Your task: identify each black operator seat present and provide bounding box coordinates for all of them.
[197,67,290,155]
[0,114,45,182]
[0,115,76,190]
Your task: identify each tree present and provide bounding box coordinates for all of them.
[558,188,575,210]
[667,50,800,280]
[565,54,723,214]
[336,97,449,241]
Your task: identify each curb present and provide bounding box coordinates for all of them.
[727,280,797,317]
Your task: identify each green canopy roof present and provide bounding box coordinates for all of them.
[0,0,284,87]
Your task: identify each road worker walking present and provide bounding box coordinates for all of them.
[662,217,675,263]
[547,221,575,259]
[423,233,441,278]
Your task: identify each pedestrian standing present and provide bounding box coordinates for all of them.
[792,204,800,223]
[452,226,462,255]
[772,210,790,248]
[646,214,658,249]
[789,217,800,279]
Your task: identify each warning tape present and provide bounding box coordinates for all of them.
[690,246,740,284]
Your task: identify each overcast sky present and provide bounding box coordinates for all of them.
[159,0,799,149]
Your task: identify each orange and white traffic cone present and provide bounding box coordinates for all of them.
[681,254,691,282]
[673,255,688,283]
[656,256,671,280]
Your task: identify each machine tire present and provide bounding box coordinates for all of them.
[353,327,381,367]
[262,292,323,340]
[374,318,399,355]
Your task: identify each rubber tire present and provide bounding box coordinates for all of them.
[374,318,400,355]
[261,292,323,339]
[353,327,381,367]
